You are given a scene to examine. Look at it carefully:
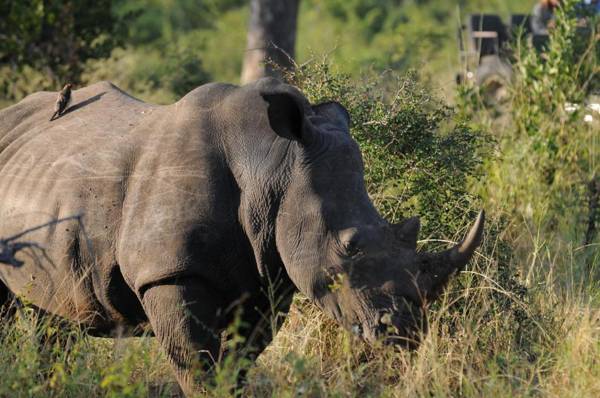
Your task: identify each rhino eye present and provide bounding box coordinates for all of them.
[344,239,362,257]
[339,228,364,258]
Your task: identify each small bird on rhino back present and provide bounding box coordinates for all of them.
[49,83,72,121]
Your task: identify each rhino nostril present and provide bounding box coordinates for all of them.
[351,323,363,336]
[380,312,393,326]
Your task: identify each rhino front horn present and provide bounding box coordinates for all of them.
[448,210,485,270]
[419,211,484,300]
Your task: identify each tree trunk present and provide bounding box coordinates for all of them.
[240,0,300,84]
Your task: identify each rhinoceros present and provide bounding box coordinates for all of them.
[0,79,483,395]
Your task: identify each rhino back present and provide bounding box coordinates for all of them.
[0,81,263,330]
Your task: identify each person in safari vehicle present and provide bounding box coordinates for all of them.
[531,0,561,35]
[531,0,599,35]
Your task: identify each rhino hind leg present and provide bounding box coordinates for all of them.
[0,280,17,323]
[142,282,222,396]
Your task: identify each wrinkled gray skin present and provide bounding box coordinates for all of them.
[0,79,484,396]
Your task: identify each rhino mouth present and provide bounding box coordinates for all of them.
[377,325,423,350]
[352,322,421,350]
[352,304,425,350]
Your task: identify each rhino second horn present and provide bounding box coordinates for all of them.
[393,216,420,249]
[448,210,485,270]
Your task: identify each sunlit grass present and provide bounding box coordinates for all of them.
[2,214,598,397]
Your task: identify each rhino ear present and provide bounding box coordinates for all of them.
[392,216,420,250]
[262,92,313,145]
[312,101,350,132]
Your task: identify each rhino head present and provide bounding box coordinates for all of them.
[259,87,484,348]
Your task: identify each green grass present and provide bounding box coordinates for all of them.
[3,218,599,397]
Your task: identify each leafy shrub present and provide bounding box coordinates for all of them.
[285,59,490,241]
[0,0,129,89]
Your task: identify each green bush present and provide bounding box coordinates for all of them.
[0,0,129,95]
[82,43,211,104]
[285,60,490,241]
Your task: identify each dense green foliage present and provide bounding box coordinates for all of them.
[285,61,489,240]
[0,0,534,106]
[0,0,127,83]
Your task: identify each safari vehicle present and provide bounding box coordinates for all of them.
[456,13,548,105]
[458,3,599,107]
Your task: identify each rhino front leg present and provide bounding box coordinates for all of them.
[142,282,221,396]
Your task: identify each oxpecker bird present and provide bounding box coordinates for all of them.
[49,83,72,121]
